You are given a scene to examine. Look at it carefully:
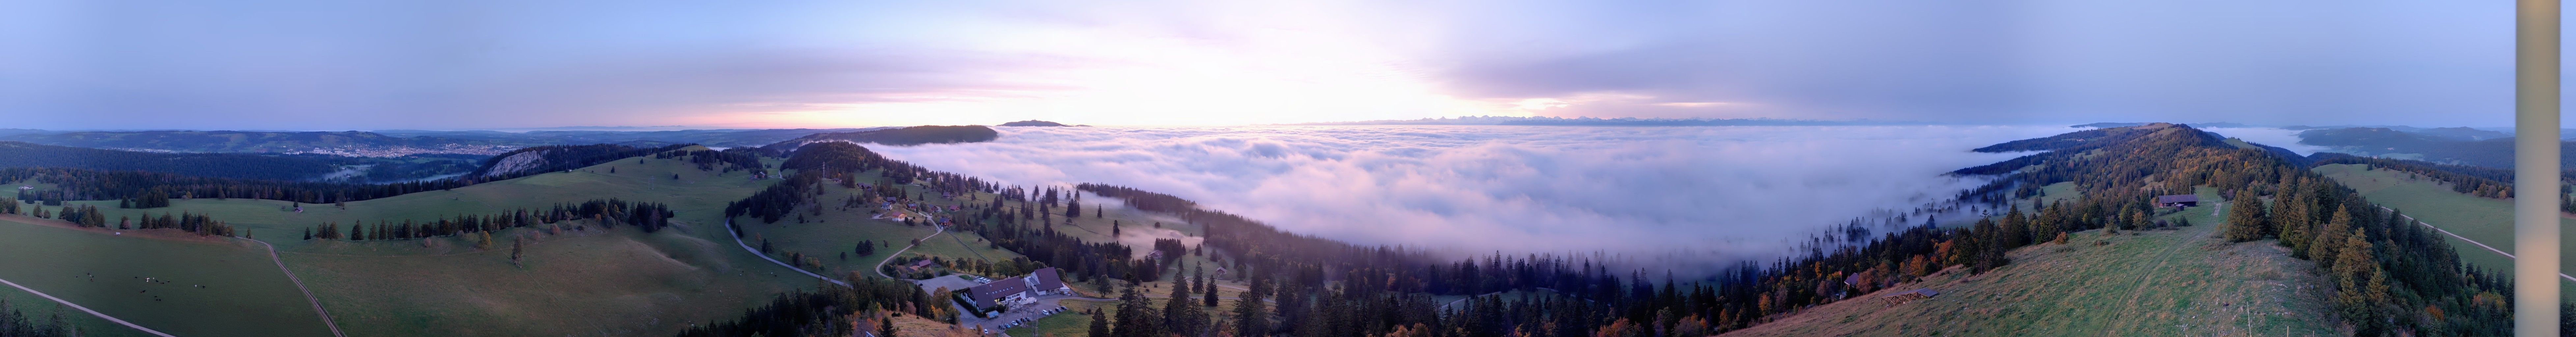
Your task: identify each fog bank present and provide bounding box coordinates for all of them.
[870,125,2068,266]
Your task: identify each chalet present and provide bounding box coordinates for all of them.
[963,268,1072,312]
[905,259,936,272]
[2155,194,2199,208]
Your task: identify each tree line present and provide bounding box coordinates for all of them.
[0,143,694,208]
[303,198,674,241]
[673,276,939,337]
[0,141,339,181]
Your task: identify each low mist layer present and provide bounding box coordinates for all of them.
[870,125,2068,266]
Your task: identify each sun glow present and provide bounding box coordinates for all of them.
[693,3,1542,127]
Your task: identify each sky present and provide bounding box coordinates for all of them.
[0,0,2543,130]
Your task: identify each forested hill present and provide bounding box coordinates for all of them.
[467,143,704,179]
[2,143,707,206]
[0,141,338,181]
[0,130,517,154]
[753,125,1000,154]
[1921,123,2509,335]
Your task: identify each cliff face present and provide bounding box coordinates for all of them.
[477,149,552,178]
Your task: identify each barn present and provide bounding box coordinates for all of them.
[2155,194,2198,208]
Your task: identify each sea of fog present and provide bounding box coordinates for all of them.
[868,125,2076,269]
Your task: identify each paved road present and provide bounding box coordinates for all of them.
[0,277,178,337]
[242,238,350,337]
[725,218,852,287]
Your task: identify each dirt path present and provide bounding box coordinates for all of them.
[725,218,853,287]
[242,238,350,337]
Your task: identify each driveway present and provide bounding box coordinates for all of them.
[915,274,983,294]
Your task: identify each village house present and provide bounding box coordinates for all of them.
[963,268,1071,313]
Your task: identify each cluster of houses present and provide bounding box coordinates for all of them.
[963,268,1071,314]
[867,197,963,226]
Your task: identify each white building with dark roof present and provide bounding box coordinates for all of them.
[963,268,1072,312]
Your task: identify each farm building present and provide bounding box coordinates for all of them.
[2155,194,2198,208]
[963,268,1072,312]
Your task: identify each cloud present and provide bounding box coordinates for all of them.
[869,125,2069,270]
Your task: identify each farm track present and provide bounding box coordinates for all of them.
[241,238,350,337]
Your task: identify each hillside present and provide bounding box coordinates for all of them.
[2292,126,2574,168]
[0,141,339,180]
[1749,123,2511,336]
[1722,188,2340,336]
[31,147,806,336]
[375,128,864,148]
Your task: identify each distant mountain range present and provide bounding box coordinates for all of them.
[0,128,861,156]
[1294,116,1921,126]
[998,120,1088,127]
[755,125,999,153]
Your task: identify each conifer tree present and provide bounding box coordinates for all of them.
[1088,308,1111,337]
[2223,190,2269,242]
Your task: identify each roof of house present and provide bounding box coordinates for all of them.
[910,260,935,268]
[1029,268,1066,290]
[2155,194,2198,203]
[967,279,1030,308]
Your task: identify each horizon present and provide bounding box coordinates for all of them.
[2,1,2557,130]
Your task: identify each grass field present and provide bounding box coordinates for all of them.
[1723,187,2342,337]
[0,216,336,337]
[2313,163,2576,297]
[0,281,151,337]
[4,145,1244,336]
[12,150,828,336]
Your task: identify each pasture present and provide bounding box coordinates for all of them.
[0,216,335,337]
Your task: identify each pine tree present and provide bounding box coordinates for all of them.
[1088,308,1112,337]
[1233,274,1271,337]
[1201,269,1219,307]
[1163,279,1207,337]
[2223,190,2268,242]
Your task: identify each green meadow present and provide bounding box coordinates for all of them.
[0,217,334,337]
[21,150,824,336]
[2313,163,2576,297]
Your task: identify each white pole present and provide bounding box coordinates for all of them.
[2517,0,2561,335]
